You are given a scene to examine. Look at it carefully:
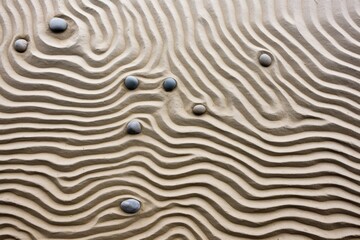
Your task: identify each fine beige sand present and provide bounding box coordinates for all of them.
[0,0,360,239]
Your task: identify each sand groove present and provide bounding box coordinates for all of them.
[0,0,359,239]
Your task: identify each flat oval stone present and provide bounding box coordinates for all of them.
[127,120,142,134]
[124,76,139,90]
[192,104,207,115]
[163,77,177,91]
[14,39,28,53]
[120,199,141,214]
[259,53,272,67]
[49,17,68,33]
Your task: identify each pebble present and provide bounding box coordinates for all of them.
[14,39,28,53]
[259,53,272,67]
[127,120,142,134]
[49,17,68,33]
[163,77,177,91]
[120,199,141,214]
[192,104,207,115]
[124,76,139,90]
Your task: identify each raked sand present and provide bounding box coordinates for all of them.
[0,0,359,239]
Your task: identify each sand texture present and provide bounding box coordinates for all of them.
[0,0,360,239]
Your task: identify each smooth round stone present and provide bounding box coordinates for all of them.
[259,53,272,67]
[14,39,28,53]
[49,17,68,33]
[124,76,139,90]
[192,104,207,115]
[127,120,142,135]
[163,77,177,92]
[120,199,141,214]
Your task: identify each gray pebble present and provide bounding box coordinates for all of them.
[259,53,272,67]
[120,199,141,214]
[163,77,177,92]
[127,120,142,134]
[192,104,207,115]
[14,39,28,53]
[49,17,68,33]
[124,76,139,90]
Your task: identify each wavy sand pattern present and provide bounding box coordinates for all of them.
[0,0,360,239]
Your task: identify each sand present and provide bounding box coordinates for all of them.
[0,0,359,239]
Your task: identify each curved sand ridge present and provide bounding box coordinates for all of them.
[0,0,360,239]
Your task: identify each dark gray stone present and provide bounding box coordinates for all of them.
[259,53,272,67]
[120,199,141,214]
[192,104,207,115]
[124,76,139,90]
[14,39,28,53]
[49,17,68,33]
[127,120,142,134]
[163,77,177,91]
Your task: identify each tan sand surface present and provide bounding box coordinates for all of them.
[0,0,359,239]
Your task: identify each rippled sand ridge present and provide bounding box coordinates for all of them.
[0,0,360,239]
